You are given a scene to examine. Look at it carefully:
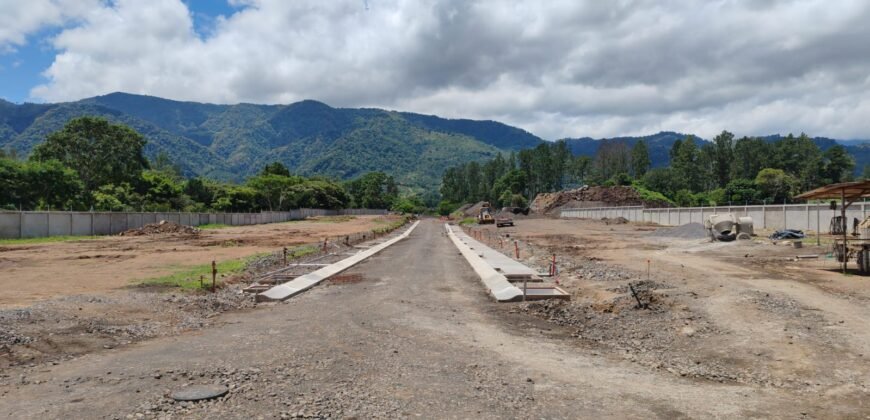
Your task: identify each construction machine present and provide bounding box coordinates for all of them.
[704,213,754,241]
[477,202,495,225]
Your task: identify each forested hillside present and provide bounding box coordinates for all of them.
[0,93,543,192]
[563,132,870,175]
[441,132,863,211]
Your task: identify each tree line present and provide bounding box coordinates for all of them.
[0,117,422,213]
[440,131,857,210]
[440,141,590,212]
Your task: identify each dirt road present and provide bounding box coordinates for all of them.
[0,219,832,419]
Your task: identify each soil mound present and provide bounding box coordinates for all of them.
[530,186,670,215]
[463,201,488,217]
[120,220,200,236]
[602,216,629,225]
[648,222,709,239]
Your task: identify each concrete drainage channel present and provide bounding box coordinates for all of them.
[256,221,420,302]
[445,223,569,302]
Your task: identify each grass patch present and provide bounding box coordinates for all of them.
[310,215,356,223]
[0,235,101,246]
[139,253,268,290]
[372,215,412,234]
[197,223,232,230]
[458,217,476,226]
[287,245,319,259]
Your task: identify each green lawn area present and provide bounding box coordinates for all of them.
[197,223,232,230]
[0,235,102,246]
[138,245,319,290]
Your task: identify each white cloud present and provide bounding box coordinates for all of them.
[23,0,870,140]
[0,0,100,52]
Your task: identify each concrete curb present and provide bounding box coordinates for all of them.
[445,224,523,302]
[450,229,538,280]
[257,221,420,302]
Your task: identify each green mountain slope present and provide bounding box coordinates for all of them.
[0,93,532,189]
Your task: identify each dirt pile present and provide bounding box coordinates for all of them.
[648,222,709,240]
[530,186,669,215]
[602,217,629,225]
[120,220,200,236]
[463,201,489,217]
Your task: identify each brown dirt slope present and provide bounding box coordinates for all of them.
[530,186,669,215]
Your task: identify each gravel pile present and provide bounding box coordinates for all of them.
[648,222,709,239]
[120,221,200,236]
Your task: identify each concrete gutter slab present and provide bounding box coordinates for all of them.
[257,221,420,302]
[445,224,523,302]
[451,229,540,280]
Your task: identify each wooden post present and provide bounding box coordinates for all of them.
[212,260,217,292]
[550,254,556,276]
[514,240,520,259]
[283,247,288,265]
[817,204,821,246]
[842,190,848,274]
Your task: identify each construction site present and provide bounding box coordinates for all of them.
[3,184,870,418]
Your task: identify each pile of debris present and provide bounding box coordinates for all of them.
[120,220,200,236]
[601,216,629,225]
[530,186,670,215]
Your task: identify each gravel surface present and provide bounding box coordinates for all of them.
[648,222,710,239]
[0,220,862,418]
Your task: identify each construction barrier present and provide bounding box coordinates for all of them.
[0,208,388,239]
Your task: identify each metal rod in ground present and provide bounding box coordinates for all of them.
[514,240,520,259]
[550,254,556,276]
[523,277,528,302]
[629,282,645,308]
[211,260,217,292]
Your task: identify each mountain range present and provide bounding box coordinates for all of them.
[0,93,867,190]
[562,132,870,175]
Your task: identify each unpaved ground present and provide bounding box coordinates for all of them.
[0,220,836,419]
[468,217,870,414]
[0,215,399,307]
[0,216,406,369]
[2,218,870,418]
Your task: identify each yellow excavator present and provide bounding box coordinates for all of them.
[477,202,495,225]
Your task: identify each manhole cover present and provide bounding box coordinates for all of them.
[170,385,229,401]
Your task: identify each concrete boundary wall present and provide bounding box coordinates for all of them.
[0,208,388,239]
[561,203,870,232]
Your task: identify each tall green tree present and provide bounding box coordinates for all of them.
[247,174,301,211]
[712,130,734,188]
[345,172,398,209]
[731,136,770,180]
[671,136,702,192]
[630,140,651,177]
[755,168,797,203]
[592,140,630,184]
[822,145,855,183]
[30,117,148,201]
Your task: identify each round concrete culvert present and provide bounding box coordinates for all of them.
[170,384,229,402]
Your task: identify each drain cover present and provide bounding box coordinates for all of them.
[170,385,229,401]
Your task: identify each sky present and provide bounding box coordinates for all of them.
[1,0,869,141]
